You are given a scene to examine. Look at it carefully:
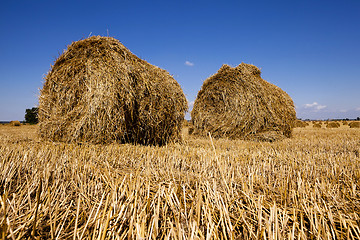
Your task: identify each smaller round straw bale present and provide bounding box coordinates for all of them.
[191,63,296,142]
[349,122,360,128]
[313,123,322,128]
[10,120,21,126]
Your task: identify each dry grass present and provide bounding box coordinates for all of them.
[1,125,360,239]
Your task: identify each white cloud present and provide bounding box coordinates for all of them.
[188,101,194,109]
[185,61,194,67]
[304,102,327,111]
[184,100,195,120]
[304,102,318,108]
[356,107,360,111]
[316,105,327,110]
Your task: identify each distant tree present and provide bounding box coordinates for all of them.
[25,107,38,124]
[357,117,360,121]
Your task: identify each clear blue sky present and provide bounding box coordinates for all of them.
[1,0,359,121]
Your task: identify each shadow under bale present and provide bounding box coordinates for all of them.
[191,63,296,142]
[39,36,187,145]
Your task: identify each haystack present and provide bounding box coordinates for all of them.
[349,122,360,128]
[39,36,187,145]
[326,122,340,128]
[10,121,21,126]
[313,123,322,128]
[190,63,296,142]
[295,120,309,128]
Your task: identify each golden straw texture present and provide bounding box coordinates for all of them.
[191,63,296,142]
[39,36,187,145]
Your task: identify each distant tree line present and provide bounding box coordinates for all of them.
[298,117,360,121]
[23,108,360,125]
[25,107,38,124]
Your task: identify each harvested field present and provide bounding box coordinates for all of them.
[1,124,360,239]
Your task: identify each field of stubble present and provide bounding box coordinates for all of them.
[0,123,359,239]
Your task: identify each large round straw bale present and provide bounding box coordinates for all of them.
[39,36,187,145]
[191,63,296,142]
[349,121,360,128]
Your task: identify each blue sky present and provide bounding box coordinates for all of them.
[0,0,359,121]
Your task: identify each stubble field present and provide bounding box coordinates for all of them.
[0,123,359,239]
